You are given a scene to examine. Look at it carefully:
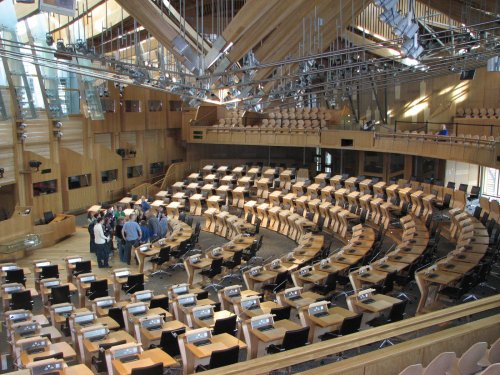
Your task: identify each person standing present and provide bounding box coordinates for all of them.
[436,124,449,136]
[159,212,170,238]
[147,211,161,242]
[88,213,98,254]
[122,214,142,265]
[94,217,110,268]
[115,217,126,262]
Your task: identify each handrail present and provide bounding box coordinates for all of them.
[203,294,500,375]
[374,132,498,147]
[298,315,500,375]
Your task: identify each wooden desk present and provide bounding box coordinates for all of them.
[140,320,186,348]
[82,330,135,366]
[278,291,324,310]
[353,294,401,314]
[416,268,463,314]
[20,342,76,367]
[112,348,178,375]
[184,258,212,286]
[292,269,328,288]
[302,306,356,343]
[189,194,204,216]
[219,289,260,311]
[244,270,277,291]
[350,269,388,290]
[95,301,128,317]
[192,310,235,329]
[184,333,246,374]
[239,301,280,319]
[247,319,302,359]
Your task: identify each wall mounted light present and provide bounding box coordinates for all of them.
[17,133,28,142]
[53,130,63,139]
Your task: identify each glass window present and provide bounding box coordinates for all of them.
[481,167,500,198]
[390,154,405,173]
[68,174,91,190]
[325,152,332,174]
[150,162,164,175]
[100,99,116,113]
[124,100,142,112]
[148,100,163,112]
[127,165,143,178]
[101,169,118,183]
[364,152,383,174]
[33,180,57,196]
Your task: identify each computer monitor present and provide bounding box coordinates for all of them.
[171,284,189,295]
[73,312,96,326]
[250,314,274,330]
[94,297,115,308]
[134,290,153,302]
[308,301,329,316]
[78,273,96,284]
[52,303,73,316]
[177,294,196,307]
[41,278,60,288]
[223,285,241,298]
[110,343,142,360]
[284,287,302,300]
[126,302,148,316]
[185,328,212,344]
[114,269,130,278]
[192,305,214,320]
[240,296,260,310]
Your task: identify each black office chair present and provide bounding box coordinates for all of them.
[108,307,125,330]
[150,328,185,357]
[149,296,169,311]
[40,265,59,280]
[92,340,126,373]
[473,206,483,220]
[196,345,239,371]
[130,363,164,375]
[196,290,209,300]
[200,258,223,292]
[6,269,26,286]
[150,247,172,278]
[434,194,451,211]
[458,183,468,193]
[262,271,289,296]
[212,315,238,336]
[447,181,456,189]
[266,327,310,354]
[373,271,397,295]
[73,261,92,277]
[33,352,64,362]
[269,306,291,322]
[311,272,337,297]
[367,300,408,347]
[319,313,363,341]
[122,274,144,295]
[87,280,108,300]
[221,251,243,282]
[246,218,261,235]
[468,186,480,201]
[50,285,70,305]
[10,290,33,310]
[438,272,476,302]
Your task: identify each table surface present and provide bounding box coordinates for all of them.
[112,348,178,375]
[185,333,247,359]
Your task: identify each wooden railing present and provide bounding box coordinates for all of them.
[203,295,500,375]
[299,315,500,375]
[159,161,201,191]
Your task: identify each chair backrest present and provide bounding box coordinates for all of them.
[340,314,363,335]
[51,285,70,304]
[208,345,239,369]
[210,258,224,275]
[125,274,145,294]
[273,271,289,292]
[6,269,25,285]
[11,290,32,310]
[149,296,169,310]
[398,364,423,375]
[458,341,488,375]
[459,183,468,192]
[108,307,125,329]
[382,271,397,293]
[196,290,209,300]
[75,261,92,274]
[41,265,59,279]
[479,363,500,375]
[281,327,310,350]
[270,306,291,321]
[423,352,457,375]
[130,362,164,375]
[159,327,185,357]
[323,272,337,291]
[212,315,237,336]
[488,337,500,364]
[443,194,452,206]
[389,300,408,323]
[158,247,171,263]
[89,280,108,300]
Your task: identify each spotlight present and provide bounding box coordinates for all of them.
[46,33,54,46]
[56,39,65,51]
[29,160,42,171]
[53,121,63,129]
[17,122,27,130]
[18,133,28,141]
[75,39,87,53]
[53,130,63,139]
[0,168,4,178]
[394,14,419,39]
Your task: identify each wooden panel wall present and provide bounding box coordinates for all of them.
[59,148,97,211]
[93,144,124,203]
[24,151,62,221]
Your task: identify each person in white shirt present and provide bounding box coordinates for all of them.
[94,217,110,268]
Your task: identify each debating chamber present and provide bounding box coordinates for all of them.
[0,0,499,374]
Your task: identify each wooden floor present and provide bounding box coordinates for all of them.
[18,227,142,289]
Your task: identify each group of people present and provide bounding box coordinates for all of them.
[88,197,170,268]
